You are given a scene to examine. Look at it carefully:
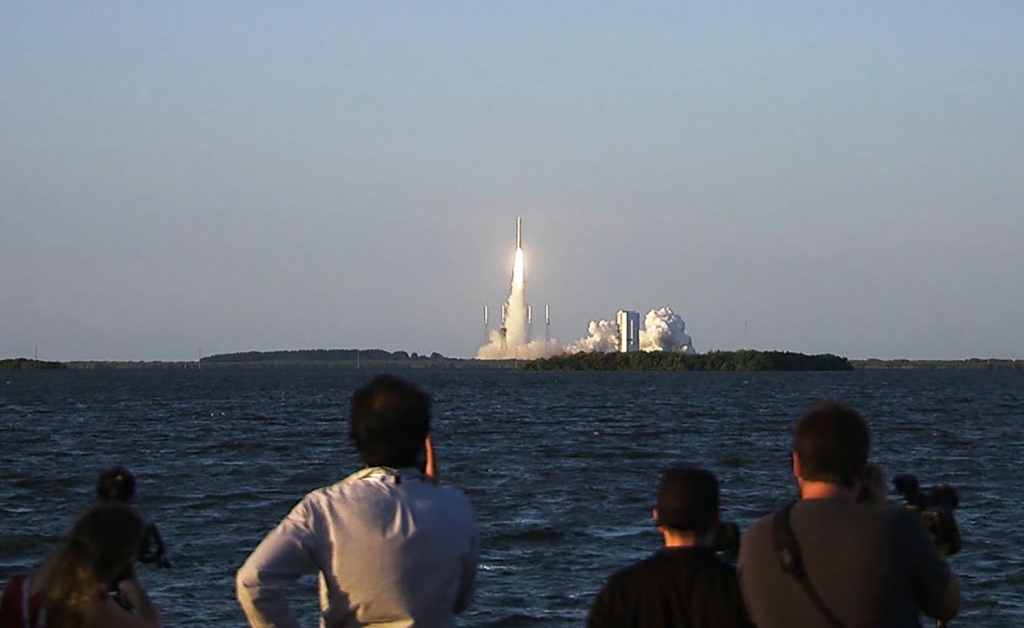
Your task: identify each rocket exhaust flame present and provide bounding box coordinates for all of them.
[512,248,524,286]
[477,218,561,359]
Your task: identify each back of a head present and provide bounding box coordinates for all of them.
[794,400,871,487]
[656,466,719,534]
[349,375,431,469]
[42,503,144,624]
[96,465,136,502]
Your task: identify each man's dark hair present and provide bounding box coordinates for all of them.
[349,375,431,468]
[794,400,871,487]
[655,466,719,534]
[96,465,136,502]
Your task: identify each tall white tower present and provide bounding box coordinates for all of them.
[617,310,640,353]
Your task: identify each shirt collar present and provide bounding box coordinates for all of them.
[351,466,425,482]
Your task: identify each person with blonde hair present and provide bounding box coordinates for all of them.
[0,502,161,628]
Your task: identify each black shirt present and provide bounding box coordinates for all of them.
[588,546,751,628]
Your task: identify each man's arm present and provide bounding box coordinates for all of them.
[424,434,437,483]
[454,516,480,614]
[236,499,320,628]
[107,577,162,628]
[903,511,960,620]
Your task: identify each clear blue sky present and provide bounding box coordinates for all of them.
[2,2,1022,360]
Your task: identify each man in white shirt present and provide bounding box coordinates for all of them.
[237,375,479,628]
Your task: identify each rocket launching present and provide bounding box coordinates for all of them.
[477,218,559,359]
[476,217,696,359]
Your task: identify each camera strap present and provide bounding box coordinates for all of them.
[772,501,847,628]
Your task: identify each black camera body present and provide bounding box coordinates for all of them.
[710,521,741,554]
[892,473,962,555]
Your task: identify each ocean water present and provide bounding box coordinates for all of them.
[1,368,1022,626]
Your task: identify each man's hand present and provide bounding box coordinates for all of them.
[424,434,438,484]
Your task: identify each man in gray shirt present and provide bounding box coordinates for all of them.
[738,400,959,627]
[237,375,479,628]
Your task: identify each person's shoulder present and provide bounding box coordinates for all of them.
[861,501,920,529]
[1,573,26,603]
[432,482,473,501]
[310,468,377,498]
[427,483,478,523]
[872,502,934,541]
[742,510,777,543]
[738,507,786,571]
[603,552,660,589]
[288,474,364,516]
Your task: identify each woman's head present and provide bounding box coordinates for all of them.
[69,501,145,581]
[96,466,136,502]
[42,503,145,624]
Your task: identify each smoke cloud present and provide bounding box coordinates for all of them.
[567,307,696,355]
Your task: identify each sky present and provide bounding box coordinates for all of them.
[2,2,1023,361]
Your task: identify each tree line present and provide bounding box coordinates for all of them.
[520,350,854,372]
[0,358,69,370]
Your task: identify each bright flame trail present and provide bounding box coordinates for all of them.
[477,218,559,359]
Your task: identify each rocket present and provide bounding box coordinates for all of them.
[516,216,522,250]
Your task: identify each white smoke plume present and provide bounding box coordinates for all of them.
[568,319,620,353]
[640,307,696,353]
[567,307,696,354]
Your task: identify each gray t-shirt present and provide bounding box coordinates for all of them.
[738,499,952,628]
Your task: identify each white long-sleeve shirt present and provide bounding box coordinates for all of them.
[237,467,479,628]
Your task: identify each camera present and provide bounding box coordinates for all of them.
[892,473,961,555]
[710,521,741,554]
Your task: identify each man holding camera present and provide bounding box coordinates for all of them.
[738,400,960,627]
[588,466,750,628]
[236,375,479,628]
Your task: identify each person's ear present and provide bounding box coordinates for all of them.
[792,451,801,479]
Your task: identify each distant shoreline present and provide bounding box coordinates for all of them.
[3,351,1021,371]
[522,350,854,371]
[0,358,69,370]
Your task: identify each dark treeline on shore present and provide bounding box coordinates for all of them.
[66,361,200,370]
[198,349,515,370]
[202,349,445,364]
[5,351,1021,371]
[851,358,1023,370]
[0,358,69,370]
[521,350,854,371]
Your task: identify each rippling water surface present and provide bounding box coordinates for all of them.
[2,368,1022,626]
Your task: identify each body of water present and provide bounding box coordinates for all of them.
[1,368,1021,626]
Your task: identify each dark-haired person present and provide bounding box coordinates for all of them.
[737,400,960,627]
[236,375,479,628]
[587,466,751,628]
[96,466,170,568]
[0,502,161,628]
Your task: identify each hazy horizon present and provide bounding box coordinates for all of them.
[3,3,1023,362]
